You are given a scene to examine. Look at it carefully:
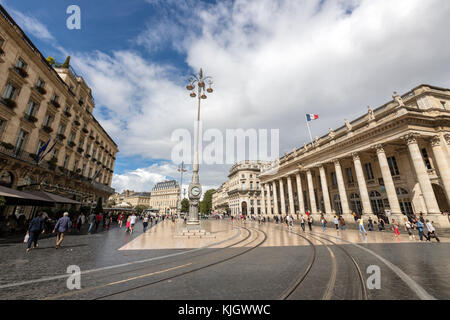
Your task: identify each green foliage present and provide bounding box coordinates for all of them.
[181,198,189,213]
[46,56,55,66]
[134,204,149,214]
[62,56,71,68]
[200,189,215,214]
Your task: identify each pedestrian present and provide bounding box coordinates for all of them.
[105,214,111,231]
[358,216,367,236]
[404,218,415,240]
[125,216,131,232]
[378,217,385,231]
[416,219,425,241]
[368,217,374,231]
[392,219,400,238]
[339,215,346,230]
[308,216,313,231]
[300,215,306,232]
[129,213,137,234]
[425,220,440,242]
[26,212,46,252]
[87,212,96,234]
[95,212,102,232]
[352,211,357,222]
[143,215,149,232]
[288,215,293,231]
[53,212,71,249]
[333,216,339,230]
[321,215,327,232]
[117,213,124,228]
[76,213,84,233]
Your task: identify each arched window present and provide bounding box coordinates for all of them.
[333,194,342,214]
[396,188,413,215]
[370,190,384,215]
[349,193,362,215]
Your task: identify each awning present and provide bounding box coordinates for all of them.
[0,185,54,206]
[24,190,80,205]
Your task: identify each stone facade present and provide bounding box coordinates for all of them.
[212,161,266,216]
[0,6,118,218]
[149,180,180,214]
[212,181,229,212]
[259,85,450,227]
[109,190,151,208]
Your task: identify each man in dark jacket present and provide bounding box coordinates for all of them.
[26,212,46,252]
[53,212,71,249]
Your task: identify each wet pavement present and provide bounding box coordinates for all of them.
[0,218,448,300]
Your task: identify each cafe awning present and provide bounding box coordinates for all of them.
[23,190,80,205]
[0,185,54,206]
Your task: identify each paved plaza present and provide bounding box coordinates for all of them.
[0,218,448,300]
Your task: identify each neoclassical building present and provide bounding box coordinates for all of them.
[259,84,450,227]
[149,180,180,214]
[212,181,229,213]
[224,160,266,216]
[0,6,118,218]
[109,190,151,208]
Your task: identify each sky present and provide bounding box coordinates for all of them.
[2,0,450,195]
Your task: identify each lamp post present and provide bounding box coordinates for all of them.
[177,161,187,215]
[186,68,213,230]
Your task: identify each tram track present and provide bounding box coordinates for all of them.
[45,225,267,300]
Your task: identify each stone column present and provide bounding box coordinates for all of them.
[279,178,287,215]
[272,181,279,215]
[431,135,450,205]
[374,144,402,214]
[260,183,266,215]
[333,159,350,214]
[404,134,440,214]
[287,175,295,214]
[295,173,305,214]
[318,165,332,214]
[306,170,318,214]
[352,153,372,214]
[265,184,272,215]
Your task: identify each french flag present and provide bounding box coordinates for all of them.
[306,114,319,121]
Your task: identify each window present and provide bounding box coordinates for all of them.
[57,124,66,135]
[421,148,432,170]
[441,101,447,110]
[64,105,71,113]
[14,129,28,154]
[25,100,38,116]
[250,174,253,178]
[346,167,354,183]
[51,94,59,102]
[82,163,86,175]
[364,163,374,180]
[68,131,75,143]
[387,156,400,176]
[36,78,45,88]
[63,154,70,168]
[36,140,45,154]
[53,148,59,158]
[241,174,245,178]
[2,83,17,100]
[88,167,92,178]
[15,58,27,69]
[78,137,84,148]
[0,118,6,137]
[330,172,337,186]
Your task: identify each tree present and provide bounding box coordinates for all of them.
[200,189,215,214]
[181,198,189,213]
[135,205,149,214]
[93,197,103,215]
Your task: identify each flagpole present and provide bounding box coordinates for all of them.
[305,114,313,143]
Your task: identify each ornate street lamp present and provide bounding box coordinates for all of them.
[186,68,213,230]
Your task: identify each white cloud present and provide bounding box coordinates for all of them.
[70,0,450,190]
[7,7,55,41]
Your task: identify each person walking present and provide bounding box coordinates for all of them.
[339,215,346,231]
[378,217,385,231]
[129,213,137,235]
[300,215,306,232]
[358,216,367,236]
[143,215,149,233]
[368,217,374,231]
[105,214,111,231]
[392,219,400,238]
[333,216,339,230]
[26,212,46,252]
[307,216,313,231]
[404,218,415,240]
[425,220,440,242]
[76,213,84,233]
[95,212,103,232]
[321,215,327,232]
[416,219,425,241]
[87,212,96,234]
[53,212,71,249]
[288,215,293,231]
[125,216,131,233]
[117,213,124,228]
